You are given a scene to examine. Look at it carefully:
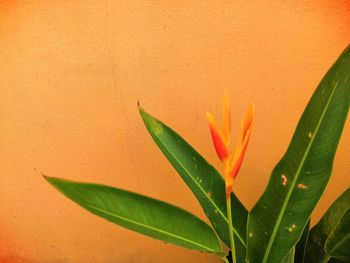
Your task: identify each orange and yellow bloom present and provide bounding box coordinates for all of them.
[207,92,254,197]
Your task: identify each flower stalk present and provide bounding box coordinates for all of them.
[207,91,254,263]
[226,194,236,263]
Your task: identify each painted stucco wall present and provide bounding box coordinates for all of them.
[1,1,349,262]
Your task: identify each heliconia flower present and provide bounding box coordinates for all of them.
[207,92,254,197]
[206,91,231,162]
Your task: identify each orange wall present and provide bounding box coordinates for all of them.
[1,1,349,262]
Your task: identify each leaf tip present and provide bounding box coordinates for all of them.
[137,100,143,111]
[42,174,63,187]
[42,172,49,181]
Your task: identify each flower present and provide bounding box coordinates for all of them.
[207,92,254,197]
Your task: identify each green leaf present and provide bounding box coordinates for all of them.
[247,45,350,263]
[306,188,350,263]
[295,220,310,263]
[139,108,247,262]
[325,207,350,260]
[282,247,295,263]
[45,176,224,256]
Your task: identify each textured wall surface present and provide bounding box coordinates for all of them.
[1,1,349,262]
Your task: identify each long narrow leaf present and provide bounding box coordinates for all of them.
[45,176,224,256]
[306,188,350,263]
[139,108,247,262]
[247,45,350,263]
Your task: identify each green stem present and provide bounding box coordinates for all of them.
[226,196,237,263]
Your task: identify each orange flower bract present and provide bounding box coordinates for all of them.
[207,92,254,197]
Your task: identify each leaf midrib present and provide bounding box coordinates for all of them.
[262,82,339,262]
[151,129,246,246]
[85,204,219,253]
